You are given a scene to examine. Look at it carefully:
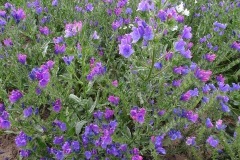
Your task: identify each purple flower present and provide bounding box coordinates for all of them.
[130,27,141,43]
[92,31,100,39]
[3,38,13,47]
[216,74,225,83]
[189,88,198,97]
[85,3,94,12]
[104,108,114,120]
[71,141,80,152]
[125,8,132,14]
[85,151,92,159]
[204,53,216,62]
[180,49,192,59]
[168,129,182,140]
[11,8,26,23]
[62,56,74,65]
[62,142,71,154]
[158,110,165,116]
[53,120,67,131]
[143,26,154,41]
[55,150,64,160]
[186,136,196,146]
[172,79,182,87]
[64,21,82,38]
[54,44,66,54]
[52,0,58,6]
[130,107,146,124]
[23,106,33,118]
[206,136,219,148]
[174,39,186,52]
[231,83,240,91]
[157,10,167,22]
[20,149,31,158]
[53,136,64,145]
[15,131,28,147]
[9,90,23,104]
[165,52,173,61]
[206,118,214,128]
[154,62,162,69]
[119,43,134,58]
[108,95,120,105]
[185,110,198,123]
[182,26,192,39]
[194,68,212,82]
[53,99,61,113]
[215,119,226,130]
[112,80,118,87]
[202,84,211,94]
[86,62,106,81]
[137,0,154,12]
[39,26,50,35]
[53,36,64,44]
[220,102,230,112]
[18,54,27,64]
[180,91,191,101]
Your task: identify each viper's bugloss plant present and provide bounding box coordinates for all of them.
[0,0,240,159]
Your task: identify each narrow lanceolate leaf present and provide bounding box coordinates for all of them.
[89,89,100,114]
[42,41,50,57]
[75,120,87,135]
[69,94,82,104]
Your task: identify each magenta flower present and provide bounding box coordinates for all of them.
[3,38,13,47]
[204,53,216,62]
[17,54,27,64]
[108,95,120,105]
[194,68,212,82]
[215,119,226,130]
[64,21,82,38]
[9,90,23,104]
[130,107,146,124]
[216,74,225,83]
[112,80,118,87]
[180,91,191,101]
[39,26,50,35]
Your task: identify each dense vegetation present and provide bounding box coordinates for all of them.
[0,0,240,159]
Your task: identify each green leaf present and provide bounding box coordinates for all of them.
[42,41,50,57]
[89,90,100,113]
[35,125,44,133]
[69,94,82,104]
[75,120,88,135]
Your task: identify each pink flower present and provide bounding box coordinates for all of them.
[194,68,212,82]
[112,80,118,87]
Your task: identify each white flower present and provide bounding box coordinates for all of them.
[183,9,190,16]
[171,26,178,31]
[176,2,184,13]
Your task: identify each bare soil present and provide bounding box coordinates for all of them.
[0,134,18,160]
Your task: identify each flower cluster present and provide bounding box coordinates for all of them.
[29,60,54,89]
